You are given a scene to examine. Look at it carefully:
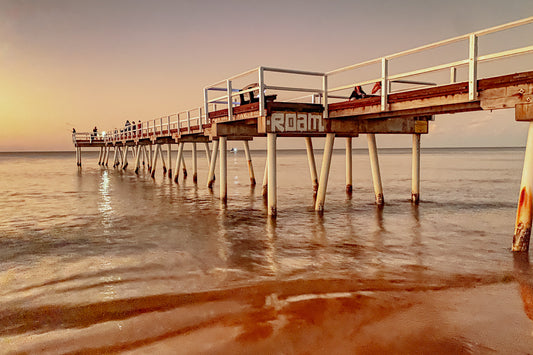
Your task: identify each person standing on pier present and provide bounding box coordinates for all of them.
[91,126,97,143]
[349,86,367,100]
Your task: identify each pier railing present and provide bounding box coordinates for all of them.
[76,16,532,144]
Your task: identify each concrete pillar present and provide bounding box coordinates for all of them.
[192,142,198,183]
[513,122,533,252]
[367,134,384,205]
[262,157,268,198]
[204,142,211,168]
[148,144,153,172]
[243,140,256,185]
[167,143,172,178]
[134,145,142,174]
[98,147,103,165]
[112,147,118,168]
[105,146,111,167]
[346,137,353,193]
[411,134,421,204]
[305,137,319,194]
[220,137,227,203]
[122,146,129,169]
[207,140,219,188]
[160,145,167,175]
[267,133,277,216]
[151,145,159,178]
[181,154,188,179]
[315,133,335,212]
[174,143,184,183]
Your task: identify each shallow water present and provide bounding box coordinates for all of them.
[1,147,533,353]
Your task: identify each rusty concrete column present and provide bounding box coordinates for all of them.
[346,137,353,194]
[220,137,228,203]
[411,134,421,204]
[305,137,319,194]
[315,133,335,212]
[367,134,384,205]
[267,133,277,216]
[243,140,256,186]
[513,122,533,252]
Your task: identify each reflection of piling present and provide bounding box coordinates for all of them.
[243,141,256,186]
[315,133,335,212]
[207,140,219,188]
[411,134,421,204]
[267,133,277,216]
[345,137,353,194]
[220,137,228,203]
[305,137,319,195]
[513,122,533,252]
[367,133,384,206]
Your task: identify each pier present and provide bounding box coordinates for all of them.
[73,17,533,251]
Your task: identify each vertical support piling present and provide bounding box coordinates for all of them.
[204,142,212,168]
[122,146,129,169]
[411,134,421,204]
[346,137,353,194]
[262,158,268,198]
[98,147,103,166]
[315,133,335,212]
[167,143,172,178]
[267,133,277,216]
[192,142,198,183]
[105,146,111,167]
[181,154,188,178]
[220,137,227,203]
[148,144,153,172]
[174,143,184,183]
[513,122,533,252]
[151,145,159,178]
[207,140,219,188]
[112,147,118,168]
[243,141,256,186]
[161,145,167,175]
[305,137,319,194]
[367,134,384,205]
[134,145,142,174]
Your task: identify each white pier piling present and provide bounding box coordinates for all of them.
[151,145,159,178]
[98,147,103,166]
[367,134,384,206]
[513,122,533,252]
[204,142,212,168]
[243,141,256,186]
[148,144,153,172]
[122,146,129,169]
[267,133,277,216]
[174,143,184,183]
[192,142,198,183]
[105,146,111,167]
[220,137,227,203]
[167,143,172,178]
[305,137,319,194]
[134,145,142,174]
[262,158,268,198]
[411,134,421,204]
[160,145,167,175]
[346,137,353,194]
[207,140,219,188]
[315,133,335,212]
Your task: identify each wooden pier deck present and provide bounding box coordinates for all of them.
[73,17,533,251]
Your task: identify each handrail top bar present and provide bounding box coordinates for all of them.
[326,16,533,76]
[261,66,325,76]
[205,67,260,88]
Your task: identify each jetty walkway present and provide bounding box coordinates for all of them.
[73,17,533,251]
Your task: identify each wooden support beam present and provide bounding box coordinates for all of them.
[516,103,533,121]
[359,117,429,134]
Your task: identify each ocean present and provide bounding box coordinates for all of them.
[1,147,533,354]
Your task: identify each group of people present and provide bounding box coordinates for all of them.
[349,82,381,100]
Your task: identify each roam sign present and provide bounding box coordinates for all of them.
[267,111,325,133]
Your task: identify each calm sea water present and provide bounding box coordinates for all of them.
[1,147,533,353]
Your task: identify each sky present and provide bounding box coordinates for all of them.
[0,0,532,151]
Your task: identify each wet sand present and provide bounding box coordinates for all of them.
[3,277,533,354]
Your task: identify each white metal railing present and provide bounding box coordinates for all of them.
[75,17,532,145]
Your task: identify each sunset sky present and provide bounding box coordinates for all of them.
[1,0,532,151]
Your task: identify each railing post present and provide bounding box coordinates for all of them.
[259,67,265,117]
[227,80,233,121]
[381,58,389,111]
[450,67,457,84]
[199,107,203,132]
[167,115,171,135]
[468,33,478,101]
[204,88,209,127]
[322,74,328,119]
[159,118,163,136]
[187,111,191,133]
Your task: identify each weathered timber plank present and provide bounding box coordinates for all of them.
[516,103,533,121]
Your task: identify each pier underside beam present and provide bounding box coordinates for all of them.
[315,133,335,212]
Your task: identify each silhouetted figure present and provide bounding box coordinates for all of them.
[349,86,367,100]
[91,126,97,143]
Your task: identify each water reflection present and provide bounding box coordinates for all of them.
[98,170,114,235]
[513,252,533,328]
